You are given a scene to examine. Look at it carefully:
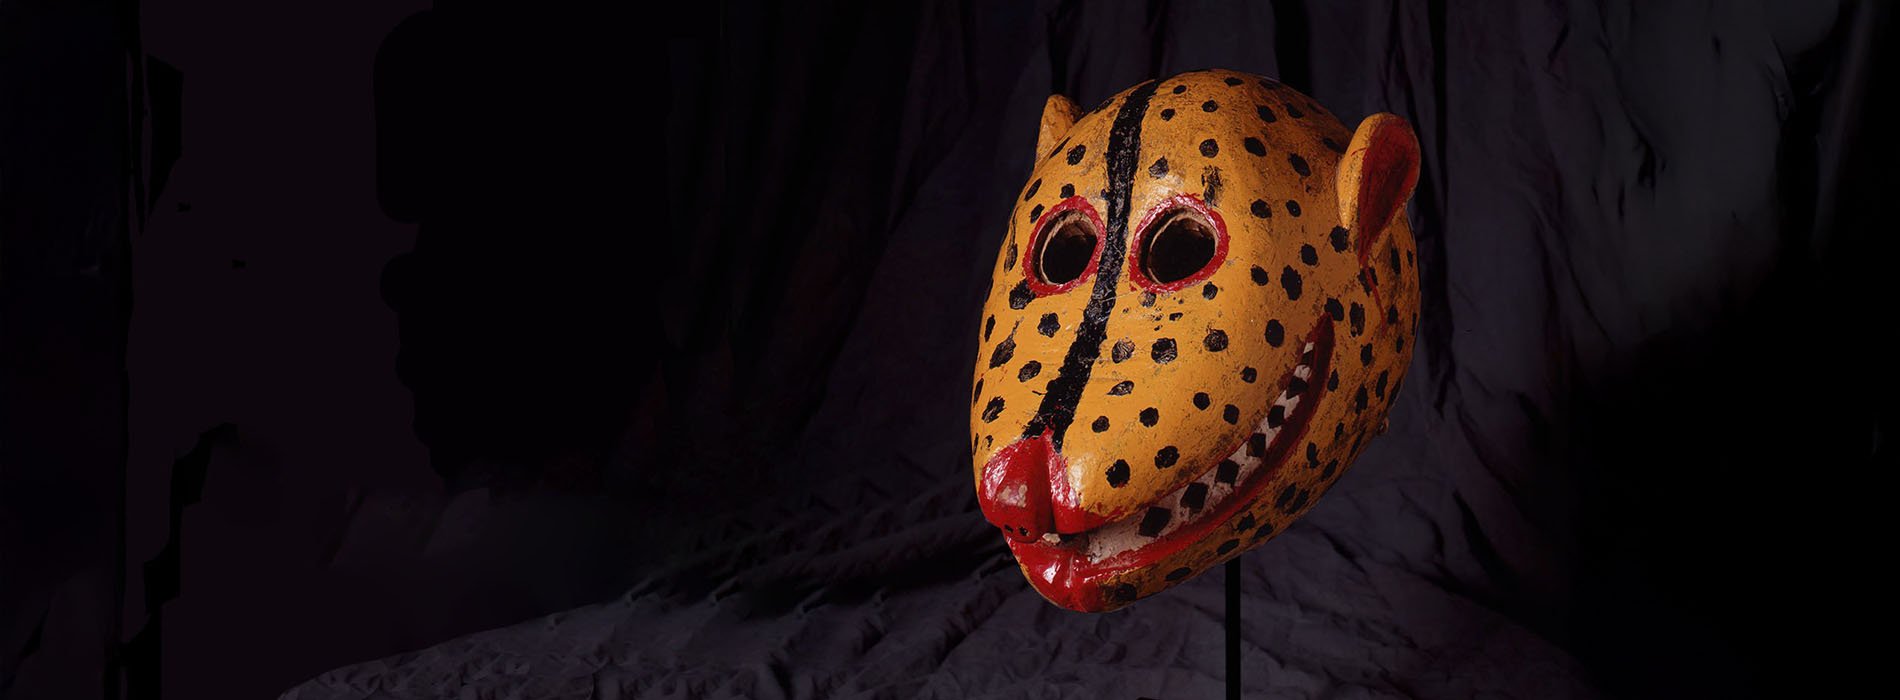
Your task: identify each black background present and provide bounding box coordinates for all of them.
[2,1,1891,698]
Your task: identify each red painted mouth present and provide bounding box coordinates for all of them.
[1004,318,1334,611]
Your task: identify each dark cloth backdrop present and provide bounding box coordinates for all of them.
[1,1,1889,699]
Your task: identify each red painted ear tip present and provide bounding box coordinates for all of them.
[1363,113,1421,158]
[1357,114,1422,199]
[1347,113,1423,271]
[1362,119,1421,187]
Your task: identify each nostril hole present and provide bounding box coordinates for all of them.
[1036,214,1098,286]
[1142,210,1218,284]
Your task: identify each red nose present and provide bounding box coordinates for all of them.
[977,430,1112,542]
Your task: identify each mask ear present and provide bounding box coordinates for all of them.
[1036,94,1081,161]
[1335,113,1421,267]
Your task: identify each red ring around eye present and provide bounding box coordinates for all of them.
[1023,195,1105,296]
[1126,193,1230,294]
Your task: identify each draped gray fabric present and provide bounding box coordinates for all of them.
[262,0,1879,697]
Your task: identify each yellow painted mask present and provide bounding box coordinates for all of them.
[969,69,1422,612]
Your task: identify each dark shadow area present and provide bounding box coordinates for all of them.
[1,0,133,697]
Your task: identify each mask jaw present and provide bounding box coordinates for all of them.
[1037,94,1081,161]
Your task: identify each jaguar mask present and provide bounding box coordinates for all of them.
[969,69,1422,612]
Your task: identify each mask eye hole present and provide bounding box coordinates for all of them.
[1038,216,1097,285]
[1130,194,1228,292]
[1142,212,1216,283]
[1024,196,1104,294]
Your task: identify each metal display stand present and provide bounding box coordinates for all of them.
[1225,559,1241,700]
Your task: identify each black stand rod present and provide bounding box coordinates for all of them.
[1225,559,1240,700]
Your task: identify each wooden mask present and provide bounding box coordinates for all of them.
[969,70,1422,612]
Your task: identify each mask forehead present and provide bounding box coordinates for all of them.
[971,81,1158,466]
